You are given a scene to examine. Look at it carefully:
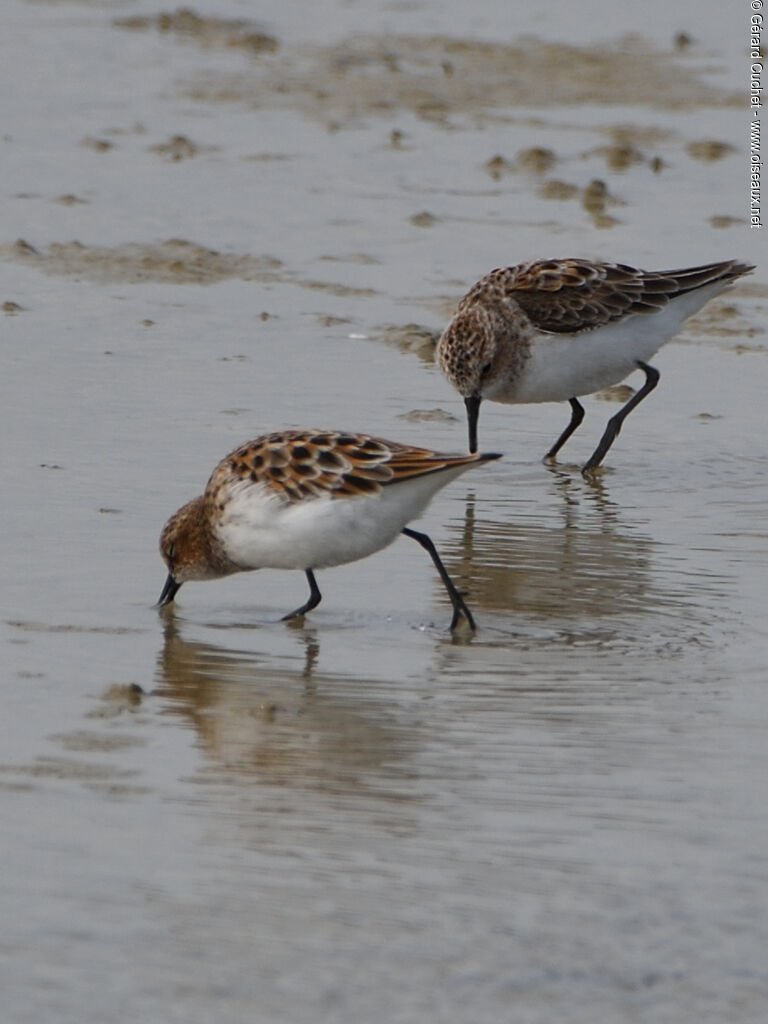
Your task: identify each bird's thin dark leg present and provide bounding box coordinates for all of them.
[582,361,660,474]
[402,527,476,631]
[282,569,322,620]
[544,397,585,461]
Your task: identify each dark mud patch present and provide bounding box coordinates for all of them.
[0,239,376,295]
[410,211,440,227]
[398,408,459,423]
[686,139,737,161]
[539,179,581,201]
[87,684,148,719]
[80,136,114,153]
[148,134,216,161]
[51,730,148,753]
[371,323,440,360]
[7,619,144,636]
[55,194,89,206]
[709,215,744,229]
[297,277,376,298]
[114,8,278,55]
[1,238,284,286]
[0,756,141,785]
[173,33,741,124]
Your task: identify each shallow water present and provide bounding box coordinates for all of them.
[1,0,766,1021]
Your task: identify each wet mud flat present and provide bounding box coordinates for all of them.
[1,2,767,1022]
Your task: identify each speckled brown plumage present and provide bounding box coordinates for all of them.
[208,429,473,503]
[436,256,754,467]
[157,428,501,629]
[455,258,752,335]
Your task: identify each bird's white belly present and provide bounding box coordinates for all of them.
[214,470,467,571]
[509,327,653,402]
[495,284,724,405]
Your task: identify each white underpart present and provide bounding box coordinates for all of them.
[214,463,479,571]
[492,282,729,405]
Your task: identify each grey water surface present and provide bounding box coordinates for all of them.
[1,0,766,1021]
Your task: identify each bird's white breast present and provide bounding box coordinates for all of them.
[493,281,728,404]
[213,465,475,571]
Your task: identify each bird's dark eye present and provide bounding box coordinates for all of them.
[480,361,493,378]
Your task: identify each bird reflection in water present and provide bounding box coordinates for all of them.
[439,471,667,623]
[153,613,417,795]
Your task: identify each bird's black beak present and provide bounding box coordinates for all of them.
[157,574,182,606]
[464,394,482,454]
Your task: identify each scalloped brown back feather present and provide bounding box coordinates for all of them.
[206,429,489,505]
[458,258,754,335]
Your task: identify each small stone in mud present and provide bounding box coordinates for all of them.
[516,147,555,174]
[13,239,39,256]
[539,179,579,200]
[81,137,114,152]
[55,194,88,205]
[149,134,206,160]
[410,211,439,227]
[484,154,514,180]
[88,683,147,718]
[594,143,644,171]
[398,408,459,423]
[3,300,24,314]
